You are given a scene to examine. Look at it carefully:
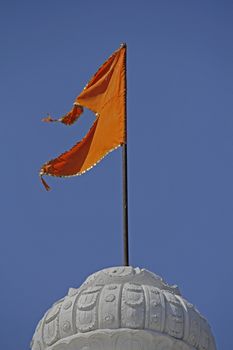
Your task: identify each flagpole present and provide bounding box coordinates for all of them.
[122,43,129,266]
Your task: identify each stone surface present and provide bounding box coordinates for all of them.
[31,266,216,350]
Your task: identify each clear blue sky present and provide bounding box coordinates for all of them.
[1,0,232,348]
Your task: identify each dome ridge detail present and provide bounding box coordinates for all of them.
[31,266,216,350]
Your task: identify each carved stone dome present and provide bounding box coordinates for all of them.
[31,266,216,350]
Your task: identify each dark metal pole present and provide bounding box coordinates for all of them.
[122,43,129,266]
[122,144,129,266]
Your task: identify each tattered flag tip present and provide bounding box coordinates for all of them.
[42,105,84,126]
[42,114,56,123]
[40,175,51,191]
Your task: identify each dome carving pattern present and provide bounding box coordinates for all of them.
[31,266,216,350]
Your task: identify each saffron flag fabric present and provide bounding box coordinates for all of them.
[40,45,126,190]
[42,103,84,125]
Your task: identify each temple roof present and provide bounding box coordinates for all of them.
[31,266,216,350]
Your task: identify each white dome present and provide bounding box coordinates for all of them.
[31,266,216,350]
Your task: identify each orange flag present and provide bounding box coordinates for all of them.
[40,44,126,190]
